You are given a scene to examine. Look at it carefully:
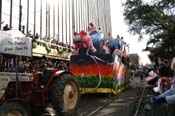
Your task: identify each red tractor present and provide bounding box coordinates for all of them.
[0,30,80,115]
[0,70,80,116]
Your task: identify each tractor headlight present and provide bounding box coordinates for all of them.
[1,88,6,94]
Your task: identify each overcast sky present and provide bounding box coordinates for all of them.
[110,0,151,65]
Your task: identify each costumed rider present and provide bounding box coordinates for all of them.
[73,30,96,55]
[88,23,104,53]
[150,57,175,104]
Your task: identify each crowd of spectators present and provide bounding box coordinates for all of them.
[3,56,69,73]
[19,57,69,73]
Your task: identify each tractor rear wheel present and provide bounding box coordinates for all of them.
[50,73,80,115]
[0,102,28,116]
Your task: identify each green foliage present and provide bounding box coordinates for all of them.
[123,0,175,60]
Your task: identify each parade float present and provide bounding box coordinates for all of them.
[70,30,130,94]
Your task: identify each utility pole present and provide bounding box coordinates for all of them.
[19,0,22,31]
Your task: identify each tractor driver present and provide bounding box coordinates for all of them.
[38,55,48,88]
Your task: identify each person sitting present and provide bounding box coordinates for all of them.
[102,41,110,54]
[87,23,103,53]
[109,38,120,54]
[107,32,113,39]
[98,27,104,39]
[88,22,98,36]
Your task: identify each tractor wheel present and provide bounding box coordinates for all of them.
[0,103,28,116]
[50,73,80,115]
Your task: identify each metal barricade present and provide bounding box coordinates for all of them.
[146,104,175,116]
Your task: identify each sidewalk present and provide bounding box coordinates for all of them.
[93,78,144,116]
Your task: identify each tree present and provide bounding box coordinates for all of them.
[123,0,175,61]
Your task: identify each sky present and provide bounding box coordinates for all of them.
[110,0,151,65]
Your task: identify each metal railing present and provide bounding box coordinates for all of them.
[145,103,175,116]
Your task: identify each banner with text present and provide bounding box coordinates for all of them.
[0,30,32,57]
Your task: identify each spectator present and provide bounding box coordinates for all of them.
[51,39,58,45]
[158,57,173,77]
[150,57,175,104]
[42,36,49,42]
[3,24,10,31]
[35,33,39,40]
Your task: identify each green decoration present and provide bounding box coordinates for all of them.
[45,43,51,53]
[32,42,37,49]
[57,46,64,54]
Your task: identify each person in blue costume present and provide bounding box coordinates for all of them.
[110,38,120,54]
[109,35,120,54]
[88,23,104,53]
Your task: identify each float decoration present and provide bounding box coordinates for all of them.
[32,40,72,60]
[45,43,51,53]
[32,41,37,49]
[57,46,64,54]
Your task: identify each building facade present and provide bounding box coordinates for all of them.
[0,0,112,45]
[129,53,141,66]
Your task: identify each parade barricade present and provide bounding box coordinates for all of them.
[148,103,175,116]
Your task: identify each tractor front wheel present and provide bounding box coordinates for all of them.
[50,73,80,115]
[0,102,28,116]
